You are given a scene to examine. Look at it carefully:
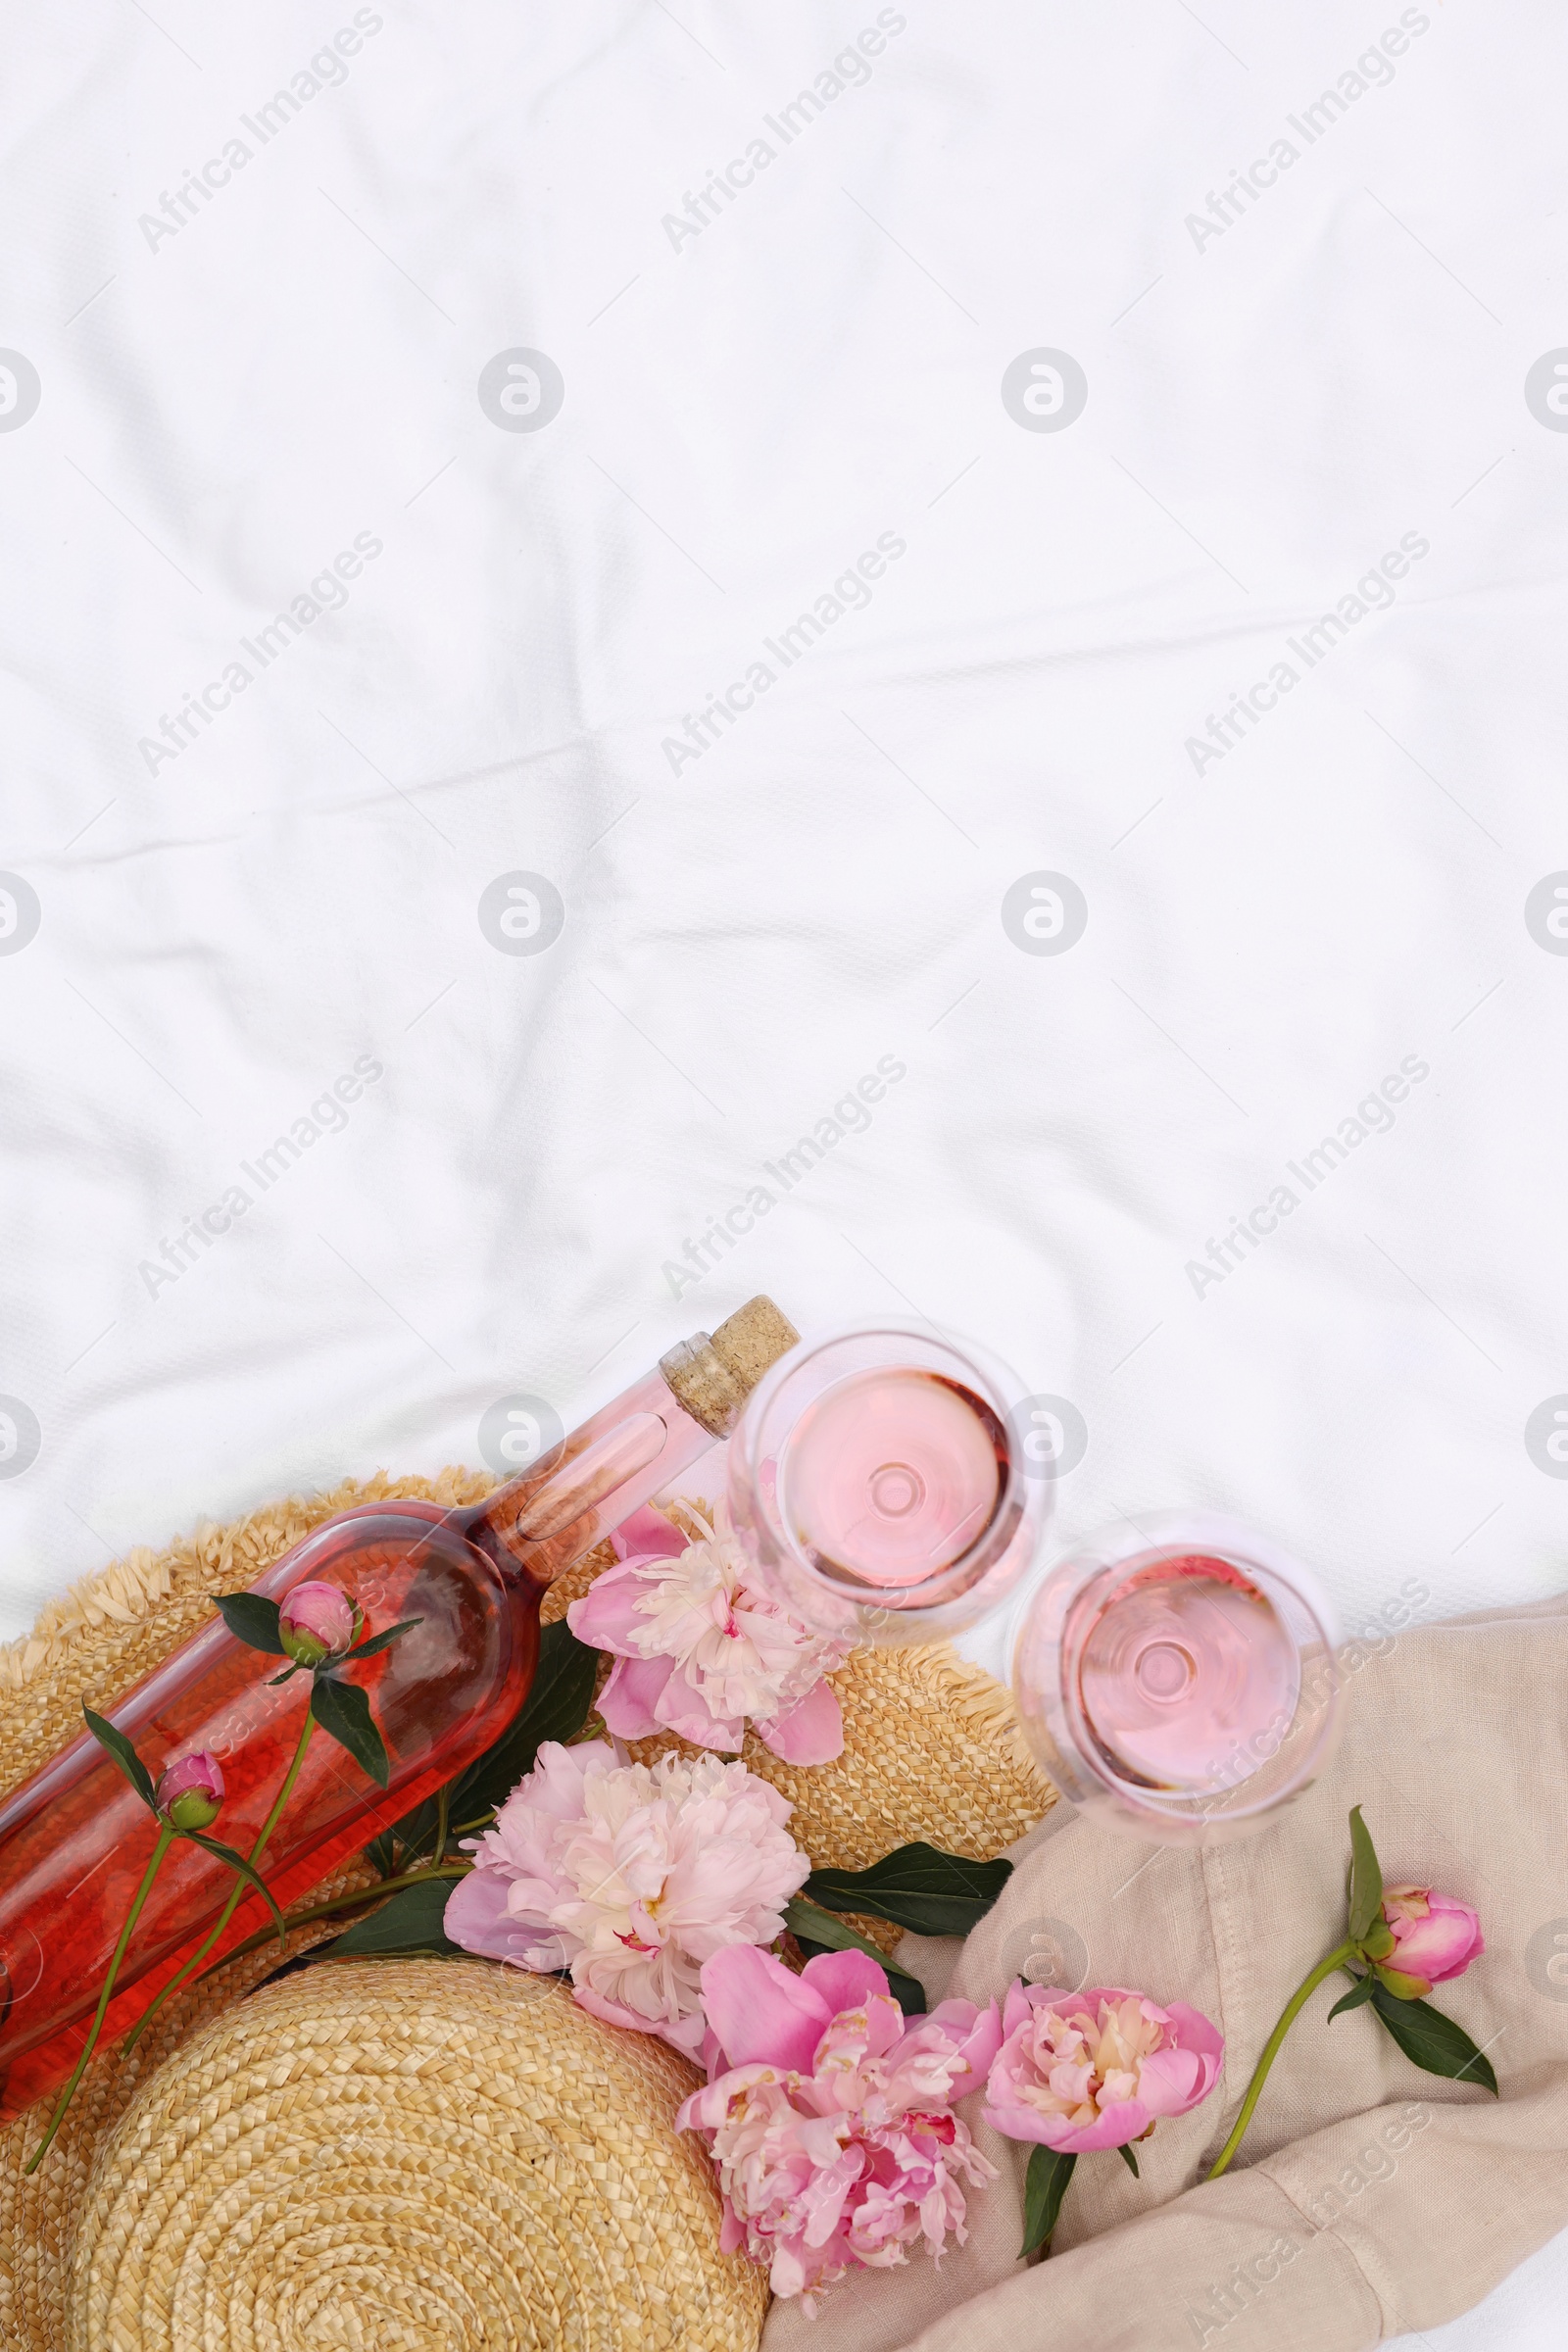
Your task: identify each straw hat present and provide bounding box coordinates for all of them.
[0,1472,1054,2352]
[69,1961,765,2352]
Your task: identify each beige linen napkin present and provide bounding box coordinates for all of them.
[765,1592,1568,2351]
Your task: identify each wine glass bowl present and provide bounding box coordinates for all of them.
[726,1322,1052,1644]
[1011,1513,1342,1842]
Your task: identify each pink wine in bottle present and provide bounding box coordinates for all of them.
[0,1298,798,2120]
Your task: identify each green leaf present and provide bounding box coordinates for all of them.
[181,1831,288,1943]
[366,1619,598,1876]
[1327,1972,1378,2023]
[1021,2147,1077,2257]
[214,1592,287,1656]
[342,1617,423,1663]
[1347,1804,1384,1943]
[82,1706,157,1812]
[267,1664,301,1688]
[311,1674,390,1788]
[1117,2140,1140,2178]
[1368,1981,1497,2094]
[328,1876,462,1957]
[785,1896,927,2016]
[803,1841,1013,1937]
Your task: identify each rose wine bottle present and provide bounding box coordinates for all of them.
[0,1298,798,2121]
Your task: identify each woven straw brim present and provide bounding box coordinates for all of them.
[0,1472,1054,2352]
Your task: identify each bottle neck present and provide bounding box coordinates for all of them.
[468,1360,727,1590]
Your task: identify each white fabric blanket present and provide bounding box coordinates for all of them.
[1,4,1563,2343]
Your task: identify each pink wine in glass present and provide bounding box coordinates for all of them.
[0,1298,798,2122]
[728,1324,1050,1642]
[1074,1554,1301,1795]
[780,1369,1005,1587]
[1012,1513,1342,1843]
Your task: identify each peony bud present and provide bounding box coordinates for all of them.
[1372,1885,1484,2000]
[156,1749,225,1832]
[278,1580,356,1666]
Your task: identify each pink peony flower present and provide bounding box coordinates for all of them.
[983,1982,1223,2155]
[566,1502,853,1765]
[155,1749,225,1831]
[1375,1886,1485,1999]
[678,1943,1002,2309]
[279,1579,356,1665]
[443,1739,809,2059]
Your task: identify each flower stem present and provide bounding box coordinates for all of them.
[122,1711,316,2056]
[1206,1939,1356,2180]
[197,1860,470,1978]
[25,1822,175,2173]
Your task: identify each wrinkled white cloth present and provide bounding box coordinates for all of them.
[0,6,1563,2342]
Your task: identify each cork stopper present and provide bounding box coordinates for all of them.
[659,1295,801,1438]
[710,1296,802,1394]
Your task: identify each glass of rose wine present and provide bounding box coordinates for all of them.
[1010,1513,1343,1842]
[726,1322,1052,1644]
